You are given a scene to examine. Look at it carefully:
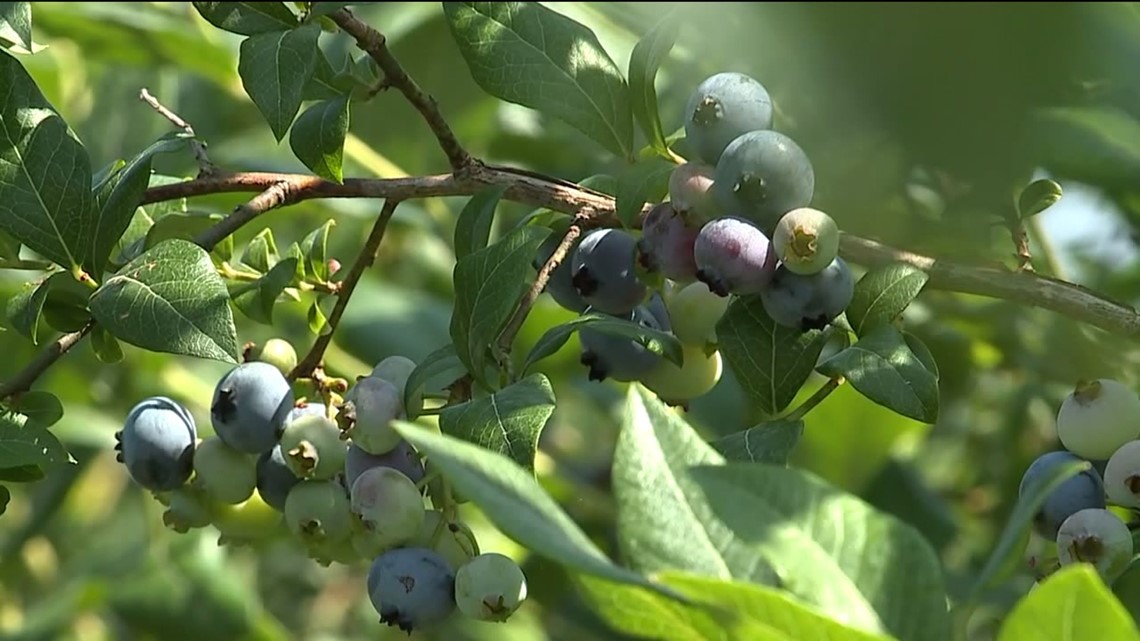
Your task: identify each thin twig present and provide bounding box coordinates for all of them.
[290,200,401,380]
[1007,216,1033,272]
[330,9,472,172]
[785,377,844,422]
[193,175,326,251]
[0,323,96,401]
[139,88,217,177]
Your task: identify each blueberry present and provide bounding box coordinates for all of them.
[212,490,284,547]
[1056,379,1140,460]
[580,294,672,383]
[570,229,647,316]
[192,436,256,504]
[342,376,404,455]
[345,441,425,490]
[454,552,528,622]
[712,130,815,231]
[666,281,730,346]
[284,479,353,545]
[371,355,422,417]
[367,547,456,632]
[636,203,699,282]
[1019,451,1107,540]
[1104,440,1140,508]
[693,217,777,297]
[668,162,720,225]
[684,72,774,166]
[1056,508,1133,581]
[256,445,302,512]
[278,413,347,481]
[306,534,360,567]
[534,231,587,313]
[210,361,294,454]
[640,343,723,407]
[760,257,854,331]
[247,338,298,377]
[162,485,216,533]
[350,467,426,554]
[772,207,840,276]
[114,396,197,492]
[412,510,479,571]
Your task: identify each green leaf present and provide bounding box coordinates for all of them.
[10,390,63,428]
[522,313,683,374]
[444,1,634,158]
[39,272,91,333]
[5,275,51,344]
[627,12,679,157]
[715,295,829,415]
[89,239,239,362]
[403,344,464,420]
[713,420,804,465]
[307,297,327,334]
[1018,178,1063,219]
[1112,559,1140,626]
[90,133,189,275]
[1030,107,1140,189]
[998,565,1138,641]
[454,185,508,261]
[0,51,93,270]
[966,457,1088,601]
[0,229,21,261]
[450,225,547,389]
[903,331,939,380]
[0,2,32,50]
[393,421,677,597]
[230,257,298,325]
[90,325,123,364]
[0,484,8,515]
[144,211,223,251]
[689,463,951,641]
[613,386,776,584]
[288,96,349,183]
[440,374,554,470]
[0,411,69,471]
[238,22,322,141]
[845,263,929,337]
[817,325,939,423]
[298,219,334,282]
[0,464,42,482]
[614,157,674,227]
[303,49,353,101]
[308,2,375,18]
[192,2,298,35]
[240,227,279,273]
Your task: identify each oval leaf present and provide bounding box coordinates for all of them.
[613,385,776,584]
[89,239,239,362]
[5,275,52,345]
[0,411,69,471]
[454,184,508,261]
[0,51,93,269]
[230,256,298,325]
[444,1,634,158]
[614,157,674,228]
[11,390,63,428]
[0,2,32,51]
[817,325,939,423]
[712,419,804,465]
[192,2,298,36]
[628,12,680,157]
[238,22,321,141]
[289,96,349,183]
[998,565,1139,641]
[846,263,929,337]
[240,227,279,273]
[392,421,676,597]
[299,219,334,283]
[688,463,951,641]
[403,344,464,420]
[1018,178,1063,219]
[523,313,683,374]
[90,325,124,364]
[715,295,829,415]
[439,373,554,470]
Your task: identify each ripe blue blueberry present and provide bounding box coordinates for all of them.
[345,440,425,490]
[1056,379,1140,460]
[684,72,774,166]
[454,552,528,622]
[1019,451,1107,540]
[256,445,302,512]
[570,229,647,316]
[210,361,294,454]
[693,217,777,297]
[760,257,855,331]
[367,547,457,633]
[114,396,197,492]
[1056,508,1133,581]
[580,294,672,383]
[637,202,699,282]
[712,130,815,232]
[534,231,587,313]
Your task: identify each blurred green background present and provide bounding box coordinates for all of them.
[2,2,1140,640]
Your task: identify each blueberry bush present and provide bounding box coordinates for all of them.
[3,3,1140,640]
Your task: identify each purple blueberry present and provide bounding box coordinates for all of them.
[345,440,425,490]
[114,396,197,492]
[579,294,672,383]
[760,257,854,331]
[534,231,587,312]
[367,547,457,632]
[693,217,777,297]
[1020,451,1107,540]
[637,202,699,282]
[684,72,774,166]
[712,130,815,232]
[210,361,294,454]
[570,229,647,316]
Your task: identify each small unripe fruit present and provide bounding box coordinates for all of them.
[162,485,216,533]
[193,436,256,504]
[1056,508,1133,581]
[669,162,719,224]
[454,552,528,622]
[350,467,426,550]
[1057,379,1140,460]
[370,355,422,416]
[248,338,298,376]
[343,376,405,455]
[772,207,840,275]
[666,281,730,346]
[640,344,723,405]
[278,414,346,481]
[1103,440,1140,508]
[213,490,284,546]
[284,479,352,544]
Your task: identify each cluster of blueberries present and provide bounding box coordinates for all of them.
[1019,378,1140,582]
[113,339,527,633]
[535,71,853,402]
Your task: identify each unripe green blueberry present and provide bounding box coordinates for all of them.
[278,414,347,481]
[350,467,425,550]
[307,534,361,567]
[413,510,479,570]
[370,355,422,416]
[668,162,719,225]
[640,344,723,405]
[454,552,528,622]
[284,479,353,544]
[666,281,730,346]
[1103,440,1140,508]
[772,207,840,276]
[343,376,404,455]
[1056,507,1133,581]
[193,437,256,504]
[162,485,216,533]
[213,489,285,546]
[1057,379,1140,460]
[249,338,298,377]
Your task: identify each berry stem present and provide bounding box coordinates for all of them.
[784,376,844,422]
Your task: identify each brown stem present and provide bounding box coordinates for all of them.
[330,9,472,172]
[192,175,326,251]
[0,323,96,401]
[289,200,401,380]
[139,88,217,177]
